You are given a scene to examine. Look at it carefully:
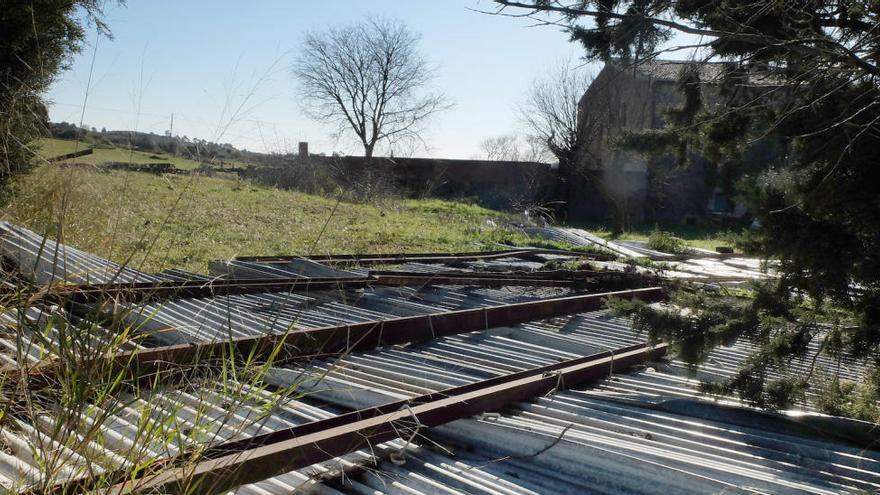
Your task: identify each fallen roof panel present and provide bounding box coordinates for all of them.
[0,224,877,495]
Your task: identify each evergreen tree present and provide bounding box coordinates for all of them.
[494,0,880,417]
[0,1,113,185]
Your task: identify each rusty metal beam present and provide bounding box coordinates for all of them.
[0,273,583,306]
[89,342,667,494]
[234,248,540,263]
[368,268,609,279]
[368,269,650,283]
[0,276,372,304]
[17,288,663,389]
[371,274,575,288]
[98,287,664,380]
[11,286,662,394]
[369,269,658,298]
[234,247,614,265]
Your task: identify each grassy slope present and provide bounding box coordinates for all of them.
[2,165,530,274]
[36,138,219,170]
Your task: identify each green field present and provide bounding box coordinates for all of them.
[35,138,223,170]
[8,138,733,273]
[1,164,544,273]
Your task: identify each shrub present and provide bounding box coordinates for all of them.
[1,2,110,189]
[646,225,689,254]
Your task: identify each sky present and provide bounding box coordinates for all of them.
[48,1,598,159]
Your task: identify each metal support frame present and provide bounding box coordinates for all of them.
[51,342,666,494]
[368,268,609,279]
[370,273,576,288]
[2,272,596,306]
[16,276,373,304]
[233,247,614,265]
[369,269,649,284]
[95,287,664,381]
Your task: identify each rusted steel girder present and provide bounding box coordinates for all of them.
[234,247,614,265]
[89,342,666,494]
[98,287,664,379]
[368,268,608,279]
[369,269,655,291]
[0,273,580,306]
[10,286,662,394]
[371,274,575,288]
[368,269,651,283]
[18,276,371,304]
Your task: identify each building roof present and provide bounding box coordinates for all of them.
[617,59,730,82]
[0,223,876,494]
[607,58,781,87]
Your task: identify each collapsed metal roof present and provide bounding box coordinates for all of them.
[0,222,876,494]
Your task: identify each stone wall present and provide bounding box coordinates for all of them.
[242,155,557,210]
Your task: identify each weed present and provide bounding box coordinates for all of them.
[646,225,689,255]
[570,220,735,251]
[0,281,306,492]
[540,258,597,271]
[621,256,673,272]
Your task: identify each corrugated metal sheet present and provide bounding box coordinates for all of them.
[524,226,771,284]
[0,224,876,495]
[0,222,160,284]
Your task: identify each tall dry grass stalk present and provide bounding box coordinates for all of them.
[0,265,313,493]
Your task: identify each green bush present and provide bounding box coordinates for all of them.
[646,225,689,254]
[1,1,110,189]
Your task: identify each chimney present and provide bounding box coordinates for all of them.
[298,141,309,157]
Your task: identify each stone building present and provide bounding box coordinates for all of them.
[570,59,774,225]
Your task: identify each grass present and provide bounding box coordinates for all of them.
[34,138,737,254]
[575,221,736,251]
[35,138,230,171]
[1,165,542,274]
[36,137,86,156]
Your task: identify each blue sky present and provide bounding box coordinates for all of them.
[48,1,596,158]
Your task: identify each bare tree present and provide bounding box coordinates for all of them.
[480,134,553,162]
[521,135,554,163]
[521,60,592,164]
[480,134,521,161]
[293,18,448,159]
[520,60,596,218]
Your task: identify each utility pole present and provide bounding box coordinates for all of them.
[169,113,174,137]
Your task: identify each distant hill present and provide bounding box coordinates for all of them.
[49,122,254,166]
